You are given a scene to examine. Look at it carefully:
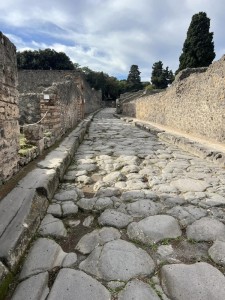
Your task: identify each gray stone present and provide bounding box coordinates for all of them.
[127,215,182,244]
[62,252,78,267]
[126,200,163,217]
[19,238,66,280]
[0,187,48,269]
[77,197,96,210]
[202,193,225,207]
[77,163,97,172]
[170,179,209,192]
[95,187,121,197]
[208,241,225,266]
[39,214,67,238]
[186,217,225,241]
[54,189,78,202]
[166,205,207,227]
[48,269,110,300]
[0,261,9,284]
[63,170,79,181]
[107,281,126,290]
[76,227,121,254]
[98,209,133,228]
[47,204,62,217]
[157,245,174,258]
[83,215,95,227]
[103,171,126,182]
[62,201,78,216]
[121,190,145,202]
[118,279,160,300]
[161,262,225,300]
[76,175,93,184]
[11,272,49,300]
[79,239,155,281]
[94,197,114,211]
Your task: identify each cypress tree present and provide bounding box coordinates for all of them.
[127,65,142,92]
[151,61,174,89]
[177,12,215,73]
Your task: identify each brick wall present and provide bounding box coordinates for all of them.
[122,55,225,143]
[0,32,20,184]
[18,71,101,135]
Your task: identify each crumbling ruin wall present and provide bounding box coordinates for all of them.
[0,32,20,184]
[122,55,225,142]
[18,70,102,129]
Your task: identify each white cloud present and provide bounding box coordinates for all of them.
[1,0,225,81]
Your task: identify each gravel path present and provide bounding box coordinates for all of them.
[11,108,225,300]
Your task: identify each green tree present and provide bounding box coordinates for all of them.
[151,61,174,89]
[177,12,215,73]
[127,65,142,91]
[17,49,74,70]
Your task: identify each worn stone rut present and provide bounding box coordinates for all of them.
[10,108,225,300]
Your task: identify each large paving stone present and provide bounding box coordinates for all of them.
[166,205,207,227]
[39,214,67,238]
[98,209,133,228]
[48,269,110,300]
[118,279,160,300]
[76,227,121,254]
[19,238,67,280]
[161,262,225,300]
[62,201,78,216]
[126,200,163,217]
[208,241,225,266]
[127,215,182,244]
[54,189,79,202]
[79,239,155,281]
[11,272,49,300]
[0,187,48,270]
[186,217,225,241]
[170,178,209,192]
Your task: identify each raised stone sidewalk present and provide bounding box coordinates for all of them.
[3,108,225,299]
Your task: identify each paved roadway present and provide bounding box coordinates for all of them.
[11,108,225,300]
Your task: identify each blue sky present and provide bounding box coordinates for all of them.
[1,0,225,81]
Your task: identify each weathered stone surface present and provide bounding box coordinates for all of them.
[121,190,145,202]
[118,279,160,300]
[62,253,78,267]
[166,205,207,227]
[0,261,10,285]
[0,187,48,269]
[76,227,121,254]
[208,241,225,266]
[19,238,66,280]
[161,262,225,300]
[170,179,209,192]
[47,269,110,300]
[54,189,78,202]
[186,217,225,242]
[11,272,49,300]
[98,209,133,228]
[127,215,182,244]
[126,200,162,217]
[95,197,114,211]
[17,168,59,199]
[95,187,121,197]
[62,201,78,216]
[77,197,96,210]
[79,239,155,281]
[83,215,95,227]
[39,214,67,238]
[47,204,62,217]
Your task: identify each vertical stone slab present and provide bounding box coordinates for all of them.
[0,32,20,185]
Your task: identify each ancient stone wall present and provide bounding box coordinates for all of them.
[18,70,102,137]
[122,55,225,142]
[0,32,20,184]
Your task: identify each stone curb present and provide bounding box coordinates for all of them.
[0,109,101,297]
[114,113,225,168]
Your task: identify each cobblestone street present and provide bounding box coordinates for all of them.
[11,108,225,299]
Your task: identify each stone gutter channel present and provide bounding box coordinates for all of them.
[0,109,101,298]
[114,114,225,168]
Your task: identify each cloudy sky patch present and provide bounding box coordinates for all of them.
[0,0,224,81]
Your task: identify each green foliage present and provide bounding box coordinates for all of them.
[17,49,74,70]
[151,61,174,89]
[177,12,215,73]
[127,64,142,92]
